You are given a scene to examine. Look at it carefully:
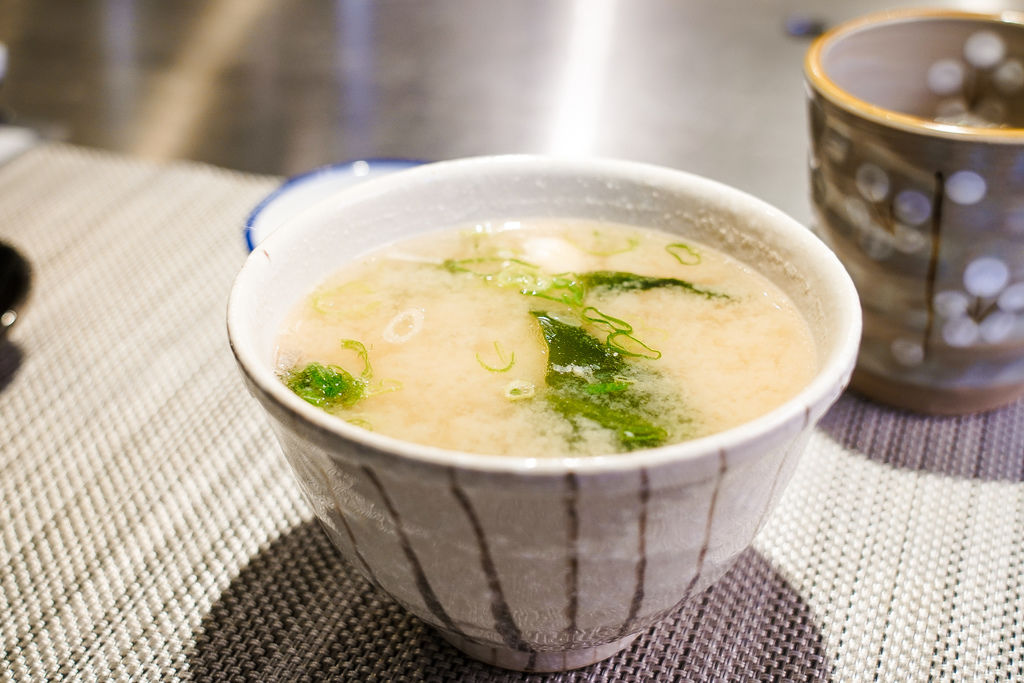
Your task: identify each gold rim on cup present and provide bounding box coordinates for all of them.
[804,8,1024,142]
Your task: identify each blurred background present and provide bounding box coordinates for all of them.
[1,0,1022,223]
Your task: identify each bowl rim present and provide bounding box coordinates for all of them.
[243,158,426,251]
[227,155,861,476]
[804,7,1024,143]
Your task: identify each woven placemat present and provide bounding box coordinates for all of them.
[1,144,1022,681]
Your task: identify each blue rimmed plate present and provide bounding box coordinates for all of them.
[244,158,425,251]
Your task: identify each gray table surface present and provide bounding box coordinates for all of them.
[4,0,1024,224]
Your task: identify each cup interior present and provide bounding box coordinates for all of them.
[815,12,1024,128]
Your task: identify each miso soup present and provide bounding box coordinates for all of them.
[274,219,816,457]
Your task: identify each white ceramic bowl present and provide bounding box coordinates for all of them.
[227,155,861,672]
[244,158,423,250]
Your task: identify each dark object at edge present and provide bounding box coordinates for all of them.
[0,242,31,335]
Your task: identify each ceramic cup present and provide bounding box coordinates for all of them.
[227,156,860,672]
[806,9,1024,414]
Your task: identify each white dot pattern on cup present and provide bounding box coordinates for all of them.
[943,316,981,347]
[1006,208,1024,235]
[994,58,1024,93]
[823,128,850,163]
[976,97,1009,123]
[859,227,895,260]
[927,59,966,95]
[946,170,987,205]
[998,283,1024,312]
[925,30,1024,125]
[935,98,969,120]
[894,189,932,225]
[893,223,927,254]
[935,290,971,318]
[964,30,1006,69]
[856,163,890,202]
[931,259,1024,350]
[891,338,925,366]
[963,257,1010,298]
[842,196,870,228]
[980,310,1016,343]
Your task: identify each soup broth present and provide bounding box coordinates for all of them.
[274,219,817,457]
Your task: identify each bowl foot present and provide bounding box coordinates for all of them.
[438,630,640,672]
[851,366,1024,415]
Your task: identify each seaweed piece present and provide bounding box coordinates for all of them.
[578,271,727,299]
[441,257,728,361]
[531,311,670,451]
[535,311,626,377]
[546,393,668,450]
